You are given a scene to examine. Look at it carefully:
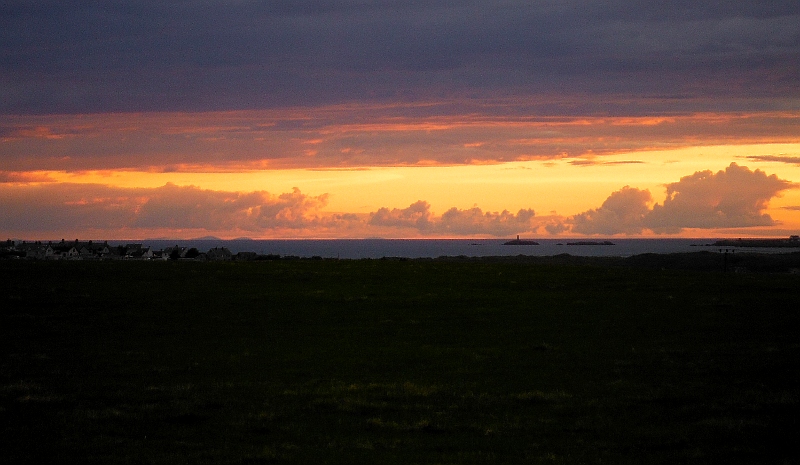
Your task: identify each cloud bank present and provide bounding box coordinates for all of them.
[571,187,653,235]
[1,164,795,239]
[568,163,796,235]
[369,201,536,236]
[2,1,798,114]
[3,111,799,172]
[0,183,332,237]
[0,184,537,239]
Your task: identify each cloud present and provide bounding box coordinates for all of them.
[1,163,794,239]
[747,155,800,165]
[0,181,537,238]
[567,163,797,235]
[437,207,535,236]
[4,111,799,172]
[570,187,653,235]
[2,2,798,114]
[369,201,433,231]
[0,171,56,183]
[543,222,569,235]
[133,184,329,230]
[645,163,796,233]
[0,183,336,237]
[0,183,141,234]
[370,201,535,236]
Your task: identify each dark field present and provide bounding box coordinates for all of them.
[2,257,799,464]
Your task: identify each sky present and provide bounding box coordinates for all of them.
[2,1,800,240]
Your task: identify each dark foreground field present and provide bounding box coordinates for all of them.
[2,257,799,464]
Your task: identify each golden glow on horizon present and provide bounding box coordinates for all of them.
[27,143,800,224]
[4,105,799,238]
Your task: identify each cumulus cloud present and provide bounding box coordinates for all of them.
[369,201,535,236]
[544,220,570,235]
[570,187,653,235]
[1,181,538,238]
[133,184,329,230]
[369,201,433,231]
[645,163,796,233]
[567,163,796,235]
[0,183,336,237]
[438,207,535,236]
[2,162,794,239]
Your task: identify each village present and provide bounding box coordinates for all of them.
[1,239,258,261]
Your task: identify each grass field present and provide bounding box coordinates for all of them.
[1,258,799,464]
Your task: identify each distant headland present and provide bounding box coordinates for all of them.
[711,236,800,248]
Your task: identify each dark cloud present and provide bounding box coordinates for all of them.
[4,111,799,171]
[2,1,797,114]
[567,163,797,235]
[747,155,800,165]
[0,171,56,183]
[0,183,139,233]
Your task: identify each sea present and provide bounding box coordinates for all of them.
[124,238,800,260]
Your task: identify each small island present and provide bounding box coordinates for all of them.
[503,235,539,246]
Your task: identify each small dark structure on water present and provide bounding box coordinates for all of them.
[503,235,539,246]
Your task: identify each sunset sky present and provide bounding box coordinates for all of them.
[2,1,800,239]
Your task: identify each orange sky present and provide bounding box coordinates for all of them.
[2,108,800,240]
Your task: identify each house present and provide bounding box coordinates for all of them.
[1,240,23,259]
[207,247,232,261]
[152,250,169,260]
[18,242,55,260]
[124,244,144,258]
[45,239,117,259]
[234,251,258,261]
[50,240,82,259]
[60,247,80,259]
[90,241,117,259]
[142,247,155,259]
[163,245,188,260]
[79,245,96,258]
